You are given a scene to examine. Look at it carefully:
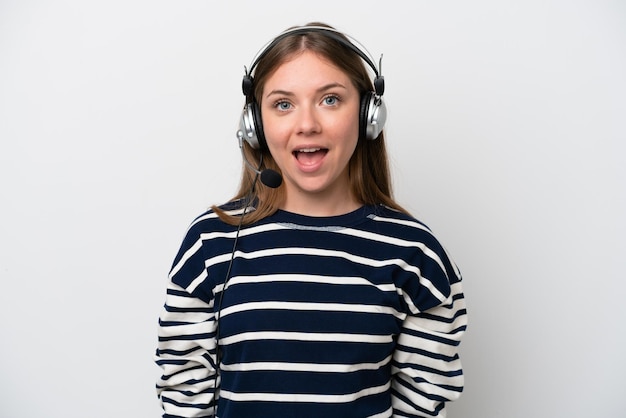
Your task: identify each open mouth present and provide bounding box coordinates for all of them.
[293,148,329,165]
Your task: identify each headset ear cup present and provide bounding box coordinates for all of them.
[360,92,386,140]
[239,104,259,149]
[359,92,373,140]
[251,101,267,149]
[238,100,266,150]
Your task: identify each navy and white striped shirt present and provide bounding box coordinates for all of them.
[155,204,467,417]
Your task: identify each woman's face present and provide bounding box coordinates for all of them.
[260,50,361,214]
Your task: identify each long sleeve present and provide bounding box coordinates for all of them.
[391,277,467,417]
[155,219,220,418]
[155,280,218,417]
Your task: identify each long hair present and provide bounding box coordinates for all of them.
[213,22,408,225]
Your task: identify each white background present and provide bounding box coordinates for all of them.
[1,1,624,417]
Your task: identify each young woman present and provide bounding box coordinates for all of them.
[155,23,467,418]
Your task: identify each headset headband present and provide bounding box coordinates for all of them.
[242,25,385,97]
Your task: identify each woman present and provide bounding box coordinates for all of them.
[155,22,467,418]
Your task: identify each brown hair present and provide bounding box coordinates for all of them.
[213,22,407,224]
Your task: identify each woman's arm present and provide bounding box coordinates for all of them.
[155,280,218,418]
[155,216,220,418]
[391,279,467,417]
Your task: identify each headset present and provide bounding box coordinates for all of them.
[236,25,387,151]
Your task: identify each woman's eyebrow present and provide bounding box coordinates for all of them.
[265,82,348,100]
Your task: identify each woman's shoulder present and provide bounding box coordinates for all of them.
[372,205,462,299]
[369,204,454,254]
[371,204,435,234]
[185,199,250,231]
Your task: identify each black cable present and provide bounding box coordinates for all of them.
[212,156,263,418]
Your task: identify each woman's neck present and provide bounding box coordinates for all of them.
[281,189,361,217]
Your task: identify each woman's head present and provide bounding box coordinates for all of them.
[217,23,405,223]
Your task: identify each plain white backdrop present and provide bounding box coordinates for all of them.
[1,1,624,417]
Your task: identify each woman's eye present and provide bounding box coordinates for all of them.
[323,95,339,106]
[275,101,292,111]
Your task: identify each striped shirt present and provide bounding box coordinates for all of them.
[155,204,467,417]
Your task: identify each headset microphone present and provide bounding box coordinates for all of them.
[259,168,283,189]
[236,132,283,188]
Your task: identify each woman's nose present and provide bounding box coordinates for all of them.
[295,105,321,135]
